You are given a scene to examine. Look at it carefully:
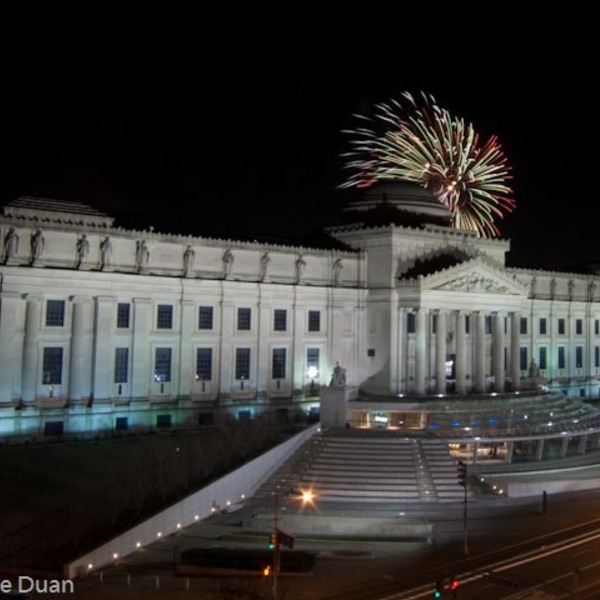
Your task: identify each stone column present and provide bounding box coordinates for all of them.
[455,311,467,395]
[511,312,521,390]
[131,298,151,399]
[396,306,405,394]
[92,296,116,401]
[474,311,486,393]
[178,299,195,397]
[415,308,428,395]
[493,311,505,393]
[68,296,93,403]
[435,310,447,394]
[0,292,25,404]
[22,294,42,403]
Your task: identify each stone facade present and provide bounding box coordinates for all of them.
[1,193,600,440]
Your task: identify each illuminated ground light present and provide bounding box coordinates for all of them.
[87,564,93,570]
[176,523,181,529]
[136,542,141,548]
[157,532,162,538]
[194,514,200,521]
[112,553,118,560]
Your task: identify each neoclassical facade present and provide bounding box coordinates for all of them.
[1,186,599,440]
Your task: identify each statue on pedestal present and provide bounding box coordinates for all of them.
[330,361,347,387]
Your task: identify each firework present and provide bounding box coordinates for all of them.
[340,92,515,238]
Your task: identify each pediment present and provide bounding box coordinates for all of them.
[422,259,528,296]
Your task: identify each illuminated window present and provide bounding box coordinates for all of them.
[196,348,212,380]
[307,348,320,371]
[235,348,250,379]
[154,348,172,382]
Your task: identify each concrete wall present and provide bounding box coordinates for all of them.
[64,423,319,579]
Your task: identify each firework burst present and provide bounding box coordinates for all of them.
[340,92,515,238]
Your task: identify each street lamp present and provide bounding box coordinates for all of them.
[271,487,317,600]
[307,366,319,395]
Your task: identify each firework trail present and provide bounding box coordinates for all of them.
[340,92,515,238]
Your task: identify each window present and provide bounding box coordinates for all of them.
[42,347,63,384]
[407,313,416,334]
[576,319,583,335]
[114,348,129,383]
[196,348,212,380]
[44,421,64,436]
[117,303,130,328]
[519,347,528,371]
[485,316,492,335]
[520,318,528,335]
[156,414,172,428]
[558,318,565,335]
[235,348,251,379]
[558,346,566,369]
[465,315,470,334]
[306,348,320,372]
[432,314,437,334]
[46,300,65,326]
[595,320,599,336]
[198,306,213,330]
[308,310,321,332]
[237,307,251,331]
[272,348,286,379]
[595,346,600,369]
[157,304,173,329]
[539,318,547,335]
[274,309,287,332]
[154,348,172,382]
[539,346,547,370]
[115,417,128,431]
[576,346,583,369]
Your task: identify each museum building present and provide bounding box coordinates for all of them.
[1,183,600,440]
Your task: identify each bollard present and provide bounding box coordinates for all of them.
[156,575,160,589]
[186,577,190,591]
[542,490,547,514]
[127,573,131,587]
[99,571,103,584]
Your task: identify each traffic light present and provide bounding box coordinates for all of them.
[268,531,278,550]
[457,460,467,487]
[433,579,442,598]
[449,576,459,597]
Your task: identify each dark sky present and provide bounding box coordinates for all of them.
[1,23,596,272]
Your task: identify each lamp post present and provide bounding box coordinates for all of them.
[271,488,315,600]
[307,366,319,396]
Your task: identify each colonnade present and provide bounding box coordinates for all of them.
[398,308,522,395]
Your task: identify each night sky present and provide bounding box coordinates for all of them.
[1,25,596,272]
